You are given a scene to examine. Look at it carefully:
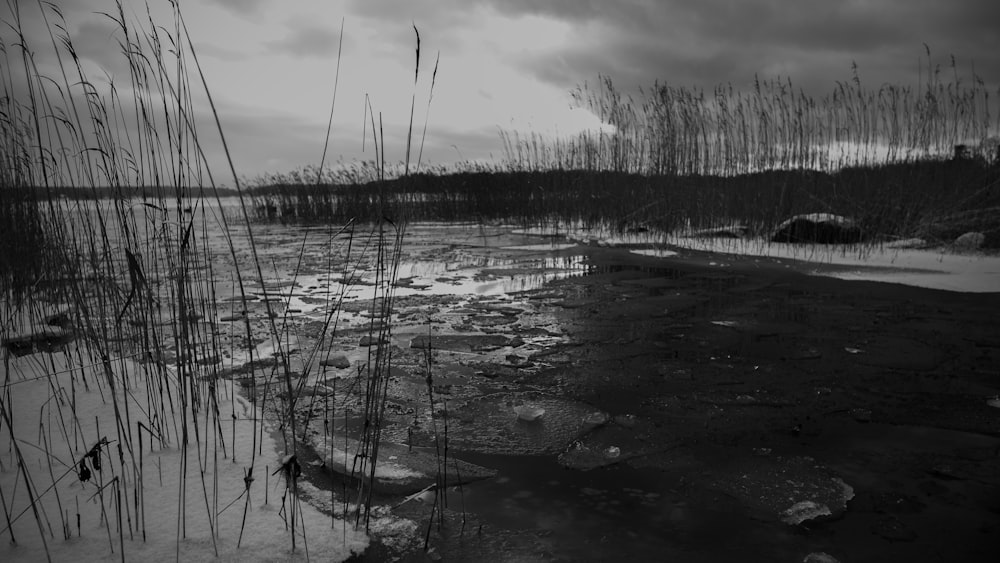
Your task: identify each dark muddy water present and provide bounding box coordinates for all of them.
[168,212,999,562]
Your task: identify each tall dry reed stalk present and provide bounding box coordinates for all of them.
[0,1,424,559]
[508,52,997,175]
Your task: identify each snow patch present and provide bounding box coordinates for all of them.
[0,351,368,562]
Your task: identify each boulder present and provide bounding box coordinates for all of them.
[320,354,351,369]
[359,335,387,347]
[43,308,75,329]
[771,213,862,244]
[953,231,985,250]
[2,327,75,356]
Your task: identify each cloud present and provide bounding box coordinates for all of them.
[10,0,999,180]
[68,19,134,81]
[194,42,250,63]
[343,0,484,54]
[204,0,268,17]
[490,0,1000,95]
[189,103,337,182]
[416,124,505,164]
[266,21,343,58]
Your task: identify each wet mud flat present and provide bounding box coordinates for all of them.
[352,243,998,562]
[218,227,999,562]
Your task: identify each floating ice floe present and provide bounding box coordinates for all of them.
[558,414,678,471]
[502,243,579,251]
[428,391,605,456]
[514,404,546,422]
[781,500,832,525]
[709,456,854,525]
[306,428,496,495]
[583,411,609,428]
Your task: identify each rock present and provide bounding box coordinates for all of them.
[43,308,74,329]
[953,231,985,250]
[321,354,352,369]
[2,327,75,356]
[359,335,387,347]
[771,213,862,244]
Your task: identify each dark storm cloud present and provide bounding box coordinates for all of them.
[486,0,1000,94]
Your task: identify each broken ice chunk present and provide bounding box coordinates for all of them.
[513,405,545,422]
[582,411,609,430]
[781,500,832,525]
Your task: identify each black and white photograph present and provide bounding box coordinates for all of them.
[2,1,998,561]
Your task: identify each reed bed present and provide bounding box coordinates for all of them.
[0,1,421,560]
[244,158,999,248]
[250,53,999,248]
[507,54,997,175]
[494,56,1000,243]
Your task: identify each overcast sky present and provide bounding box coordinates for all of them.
[10,0,1000,183]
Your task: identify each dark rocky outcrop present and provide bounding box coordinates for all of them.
[2,327,75,356]
[771,213,863,244]
[2,308,76,356]
[953,231,985,250]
